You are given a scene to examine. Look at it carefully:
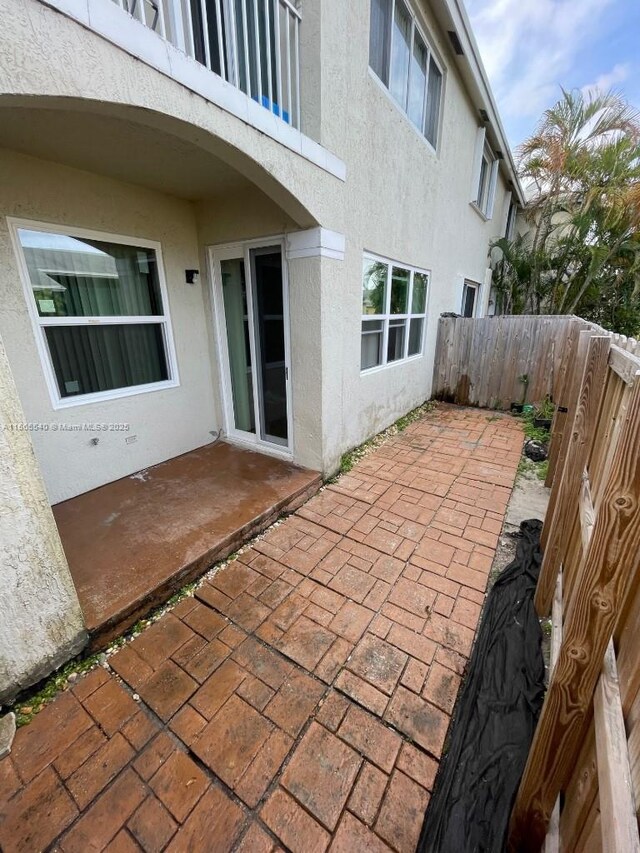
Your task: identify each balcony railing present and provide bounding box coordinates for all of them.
[113,0,301,128]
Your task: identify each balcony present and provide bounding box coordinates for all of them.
[112,0,301,127]
[27,0,345,178]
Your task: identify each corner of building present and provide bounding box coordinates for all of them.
[0,334,87,704]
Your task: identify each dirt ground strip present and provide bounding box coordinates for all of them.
[0,404,523,853]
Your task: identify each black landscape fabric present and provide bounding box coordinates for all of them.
[417,519,546,853]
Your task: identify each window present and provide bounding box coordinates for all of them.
[475,143,494,213]
[389,2,411,107]
[505,199,517,239]
[13,223,178,407]
[369,0,444,148]
[461,280,479,317]
[369,0,392,83]
[361,254,429,371]
[472,129,499,218]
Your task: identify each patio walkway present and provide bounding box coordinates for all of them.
[0,405,523,853]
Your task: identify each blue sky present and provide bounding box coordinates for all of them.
[464,0,640,153]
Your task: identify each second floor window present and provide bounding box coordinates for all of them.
[369,0,443,148]
[505,199,517,239]
[476,144,493,212]
[471,130,499,219]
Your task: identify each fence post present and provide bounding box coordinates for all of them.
[545,320,585,488]
[431,317,448,399]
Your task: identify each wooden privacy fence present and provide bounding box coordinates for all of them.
[431,314,579,409]
[504,322,640,852]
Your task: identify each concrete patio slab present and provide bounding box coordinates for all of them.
[53,441,321,645]
[1,404,524,853]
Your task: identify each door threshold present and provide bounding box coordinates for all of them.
[224,435,294,463]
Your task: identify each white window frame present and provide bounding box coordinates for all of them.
[505,197,517,239]
[461,279,479,317]
[368,0,445,152]
[361,251,430,374]
[471,128,499,219]
[8,218,180,410]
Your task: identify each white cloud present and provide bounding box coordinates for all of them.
[464,0,615,141]
[581,62,631,96]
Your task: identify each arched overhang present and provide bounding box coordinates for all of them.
[0,95,320,228]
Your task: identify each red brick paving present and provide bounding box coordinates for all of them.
[0,405,522,852]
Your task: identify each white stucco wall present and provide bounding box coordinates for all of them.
[0,332,86,701]
[0,0,523,689]
[0,148,330,502]
[0,0,517,485]
[0,149,220,503]
[314,0,512,469]
[0,0,516,487]
[0,0,343,232]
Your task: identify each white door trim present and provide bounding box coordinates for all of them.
[208,239,294,460]
[285,227,346,260]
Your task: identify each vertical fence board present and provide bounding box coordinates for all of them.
[594,640,640,853]
[545,569,564,853]
[626,704,640,816]
[535,335,611,614]
[431,315,574,410]
[545,319,589,487]
[615,575,640,720]
[434,315,640,851]
[559,728,598,852]
[509,378,640,851]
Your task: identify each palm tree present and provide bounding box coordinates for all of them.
[493,88,640,333]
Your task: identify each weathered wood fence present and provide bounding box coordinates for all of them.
[497,321,640,852]
[432,313,640,849]
[431,315,580,408]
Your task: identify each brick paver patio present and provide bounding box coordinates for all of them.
[0,404,523,853]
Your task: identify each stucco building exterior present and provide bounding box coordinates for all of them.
[0,0,523,697]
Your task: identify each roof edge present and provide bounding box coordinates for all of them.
[431,0,525,206]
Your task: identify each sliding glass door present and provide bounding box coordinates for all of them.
[220,255,255,434]
[212,242,291,452]
[251,247,288,446]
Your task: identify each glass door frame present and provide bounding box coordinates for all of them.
[208,237,293,458]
